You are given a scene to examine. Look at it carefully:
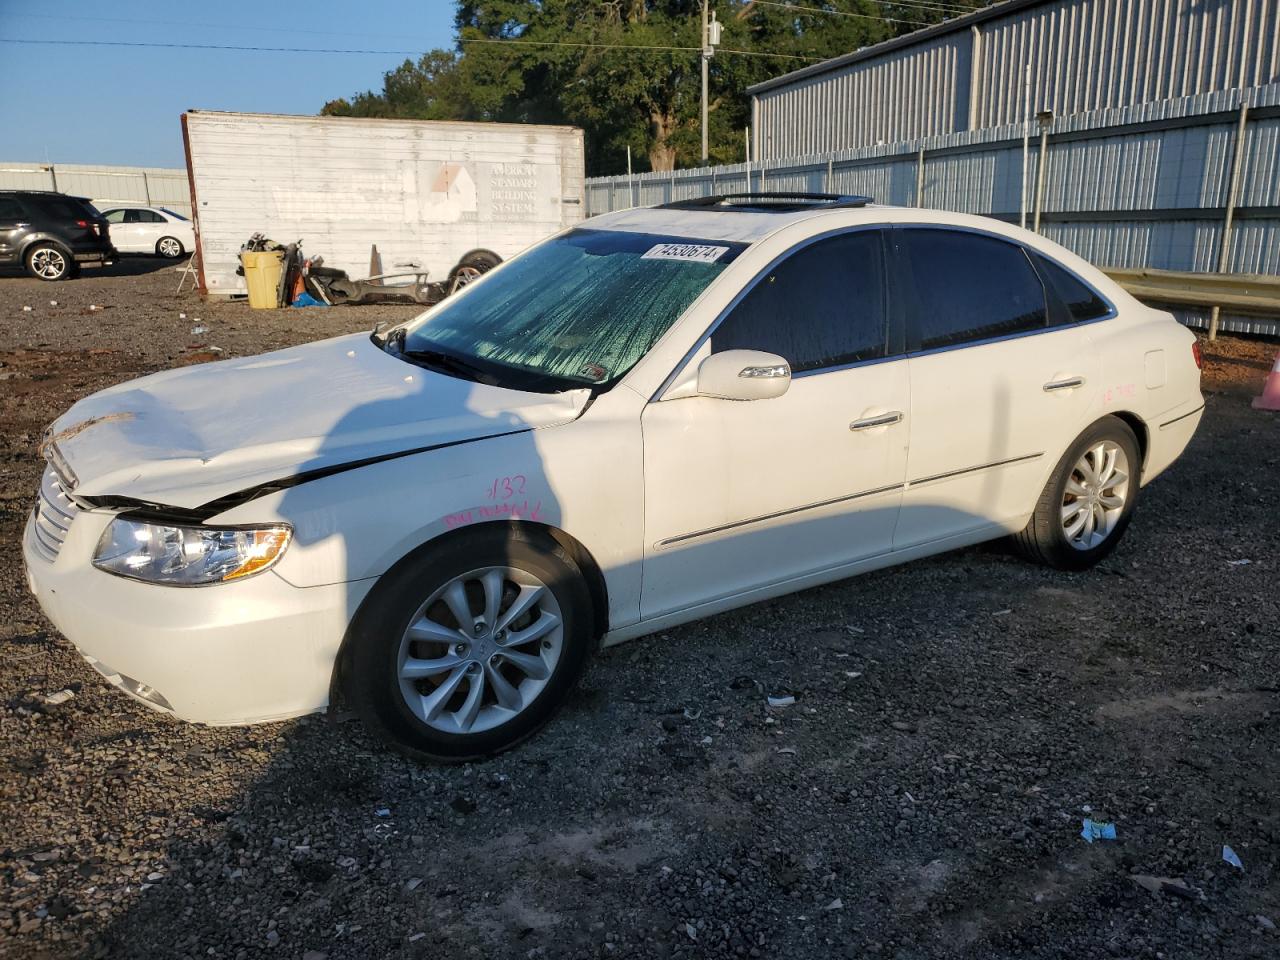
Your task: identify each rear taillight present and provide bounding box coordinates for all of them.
[1191,341,1203,370]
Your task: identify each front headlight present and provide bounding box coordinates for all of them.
[93,518,292,586]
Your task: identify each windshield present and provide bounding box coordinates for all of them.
[390,228,744,392]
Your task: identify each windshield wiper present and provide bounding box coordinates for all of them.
[398,347,497,385]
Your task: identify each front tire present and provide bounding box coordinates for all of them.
[156,236,184,258]
[344,526,594,762]
[1014,416,1141,571]
[25,243,72,281]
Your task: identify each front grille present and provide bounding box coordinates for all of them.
[29,466,79,563]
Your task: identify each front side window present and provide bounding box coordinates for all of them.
[1032,253,1111,323]
[711,230,889,372]
[393,229,744,392]
[900,228,1048,351]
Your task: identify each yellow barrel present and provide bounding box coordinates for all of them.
[241,251,284,309]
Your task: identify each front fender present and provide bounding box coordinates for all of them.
[210,391,646,632]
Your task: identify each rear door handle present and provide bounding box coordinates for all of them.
[850,411,904,431]
[1043,376,1085,392]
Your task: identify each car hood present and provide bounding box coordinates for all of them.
[45,332,590,511]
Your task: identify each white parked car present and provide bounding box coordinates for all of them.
[23,195,1203,761]
[97,205,194,258]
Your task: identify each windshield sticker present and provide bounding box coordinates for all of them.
[641,243,729,264]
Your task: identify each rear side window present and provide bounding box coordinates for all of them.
[0,198,23,219]
[711,230,889,373]
[1032,253,1111,323]
[900,229,1047,351]
[138,209,165,223]
[32,196,93,221]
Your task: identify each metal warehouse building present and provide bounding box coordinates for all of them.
[748,0,1280,161]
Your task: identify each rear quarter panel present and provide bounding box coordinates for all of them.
[1086,306,1203,483]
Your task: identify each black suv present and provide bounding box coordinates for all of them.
[0,190,117,281]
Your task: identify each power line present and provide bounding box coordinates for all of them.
[0,36,824,63]
[747,0,932,28]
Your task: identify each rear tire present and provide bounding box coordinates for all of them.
[344,526,594,762]
[156,236,184,258]
[25,243,72,281]
[1013,416,1141,571]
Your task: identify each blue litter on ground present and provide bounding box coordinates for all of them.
[1081,819,1117,843]
[291,293,326,308]
[1223,845,1243,870]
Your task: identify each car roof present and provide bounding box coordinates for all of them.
[0,189,93,201]
[587,203,890,244]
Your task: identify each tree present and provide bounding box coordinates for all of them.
[323,1,959,175]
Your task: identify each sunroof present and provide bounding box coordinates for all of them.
[659,192,873,213]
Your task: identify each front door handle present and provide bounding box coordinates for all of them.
[1043,376,1085,392]
[850,411,904,431]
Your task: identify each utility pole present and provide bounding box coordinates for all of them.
[700,2,721,164]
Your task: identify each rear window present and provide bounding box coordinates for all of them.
[161,208,188,221]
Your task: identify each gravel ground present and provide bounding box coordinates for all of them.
[1,261,1278,960]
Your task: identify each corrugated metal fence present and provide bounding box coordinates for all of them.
[749,0,1280,160]
[586,83,1280,337]
[0,163,192,219]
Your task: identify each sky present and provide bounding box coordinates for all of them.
[0,0,456,169]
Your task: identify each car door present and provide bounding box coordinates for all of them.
[0,197,28,264]
[640,228,910,620]
[136,208,167,252]
[101,209,138,251]
[892,226,1101,549]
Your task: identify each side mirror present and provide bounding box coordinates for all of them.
[696,349,791,401]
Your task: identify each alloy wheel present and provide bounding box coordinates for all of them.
[158,237,182,258]
[1061,440,1130,550]
[32,248,67,279]
[397,566,564,735]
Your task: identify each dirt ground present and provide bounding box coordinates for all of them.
[1,260,1278,960]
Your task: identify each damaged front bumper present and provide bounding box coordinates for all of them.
[22,504,372,725]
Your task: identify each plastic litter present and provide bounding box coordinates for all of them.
[375,808,390,818]
[88,304,98,312]
[191,325,208,335]
[767,695,796,708]
[43,689,75,706]
[682,707,702,721]
[1222,845,1243,870]
[1080,819,1117,843]
[179,312,187,320]
[22,306,31,312]
[291,292,326,308]
[824,898,843,911]
[777,747,797,755]
[49,300,57,306]
[1228,558,1252,566]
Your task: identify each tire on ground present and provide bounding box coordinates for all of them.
[343,525,594,762]
[1013,415,1142,571]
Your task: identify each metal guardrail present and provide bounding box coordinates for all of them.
[1102,267,1280,316]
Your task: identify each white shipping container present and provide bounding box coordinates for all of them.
[181,110,586,297]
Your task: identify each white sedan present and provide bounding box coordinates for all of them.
[97,205,194,258]
[23,195,1203,761]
